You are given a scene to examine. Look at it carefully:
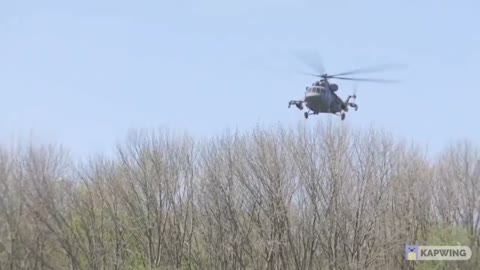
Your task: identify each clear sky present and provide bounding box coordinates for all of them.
[1,0,479,159]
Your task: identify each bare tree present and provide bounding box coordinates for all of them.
[432,140,480,268]
[114,129,196,269]
[194,130,256,269]
[2,123,480,270]
[18,143,85,270]
[0,146,29,270]
[79,156,130,270]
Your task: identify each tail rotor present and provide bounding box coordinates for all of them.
[351,83,359,111]
[353,83,358,102]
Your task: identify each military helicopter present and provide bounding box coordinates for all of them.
[288,63,401,120]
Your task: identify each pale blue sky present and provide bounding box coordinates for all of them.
[1,0,479,158]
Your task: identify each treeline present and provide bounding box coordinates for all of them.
[0,122,479,270]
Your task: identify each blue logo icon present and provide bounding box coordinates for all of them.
[406,245,418,260]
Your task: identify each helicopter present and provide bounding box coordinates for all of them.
[288,64,401,120]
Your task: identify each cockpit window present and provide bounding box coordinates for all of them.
[306,86,322,93]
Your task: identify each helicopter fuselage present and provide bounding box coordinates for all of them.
[288,62,398,119]
[304,85,343,114]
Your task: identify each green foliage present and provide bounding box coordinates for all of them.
[416,225,472,270]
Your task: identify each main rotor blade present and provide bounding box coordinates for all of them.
[296,70,323,77]
[330,76,400,83]
[330,63,406,77]
[290,50,326,75]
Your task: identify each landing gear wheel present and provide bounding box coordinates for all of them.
[355,105,358,111]
[304,112,309,119]
[341,113,345,120]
